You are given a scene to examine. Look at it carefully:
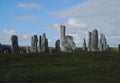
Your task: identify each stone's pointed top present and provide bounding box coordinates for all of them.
[42,33,46,38]
[93,29,98,31]
[92,29,98,33]
[60,25,66,28]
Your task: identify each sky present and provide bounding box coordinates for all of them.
[0,0,120,47]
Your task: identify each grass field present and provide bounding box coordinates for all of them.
[0,52,120,83]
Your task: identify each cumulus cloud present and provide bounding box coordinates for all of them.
[52,0,120,47]
[3,28,16,36]
[66,17,87,28]
[19,34,30,42]
[17,2,41,10]
[13,16,38,21]
[53,0,120,18]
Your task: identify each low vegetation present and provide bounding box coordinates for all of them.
[0,52,120,83]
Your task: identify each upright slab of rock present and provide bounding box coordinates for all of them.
[99,33,107,51]
[31,35,38,53]
[60,25,66,51]
[88,32,92,52]
[60,25,76,52]
[88,29,98,52]
[91,29,98,52]
[88,29,108,52]
[83,38,87,51]
[39,33,48,52]
[11,35,19,52]
[55,39,60,52]
[38,35,41,52]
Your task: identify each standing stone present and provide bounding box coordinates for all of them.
[31,35,38,53]
[91,29,98,52]
[38,35,41,52]
[99,33,107,51]
[60,25,76,52]
[60,25,66,51]
[11,35,19,52]
[103,35,107,51]
[34,35,38,53]
[63,36,76,52]
[41,33,48,52]
[88,32,92,52]
[55,39,60,52]
[83,38,87,51]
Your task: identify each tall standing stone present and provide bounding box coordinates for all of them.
[41,33,48,52]
[103,35,107,51]
[38,35,41,52]
[60,25,66,51]
[11,35,19,52]
[83,38,87,51]
[31,35,38,53]
[60,25,76,52]
[88,32,92,52]
[91,29,98,52]
[99,33,107,51]
[34,35,38,53]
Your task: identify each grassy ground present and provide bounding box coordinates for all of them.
[0,52,120,83]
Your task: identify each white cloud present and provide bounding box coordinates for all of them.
[52,0,120,47]
[66,17,87,28]
[19,34,30,42]
[13,16,38,21]
[17,2,41,10]
[3,28,16,36]
[53,0,120,18]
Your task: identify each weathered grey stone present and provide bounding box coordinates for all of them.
[60,25,76,52]
[31,35,38,53]
[98,33,107,51]
[60,25,66,51]
[38,35,41,52]
[55,39,60,52]
[11,35,19,52]
[83,38,87,51]
[91,29,98,52]
[34,35,38,52]
[103,35,107,51]
[88,32,92,52]
[40,33,48,52]
[99,33,104,51]
[63,36,76,52]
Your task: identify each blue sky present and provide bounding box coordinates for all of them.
[0,0,120,47]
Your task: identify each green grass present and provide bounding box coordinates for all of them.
[0,52,120,83]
